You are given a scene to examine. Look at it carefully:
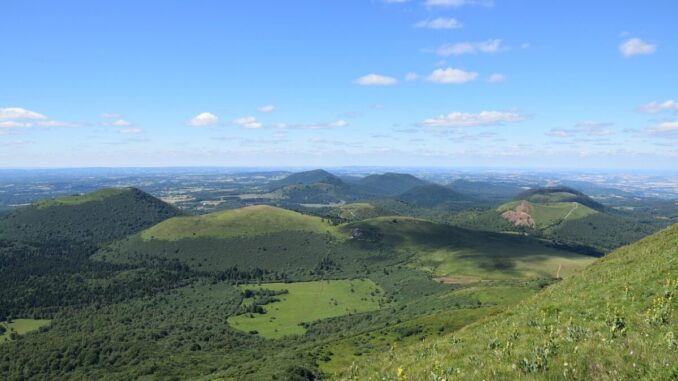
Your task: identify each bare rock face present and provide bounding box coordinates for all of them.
[501,201,535,227]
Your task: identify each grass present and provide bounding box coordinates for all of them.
[35,188,129,208]
[228,279,383,339]
[347,216,596,280]
[140,205,343,241]
[338,203,380,221]
[0,319,51,343]
[339,223,678,381]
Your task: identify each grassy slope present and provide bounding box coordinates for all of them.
[228,279,382,338]
[346,217,595,280]
[340,223,678,381]
[0,319,51,342]
[139,205,342,241]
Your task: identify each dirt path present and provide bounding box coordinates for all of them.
[562,202,578,220]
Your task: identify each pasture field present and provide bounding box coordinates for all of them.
[228,279,383,338]
[0,319,51,342]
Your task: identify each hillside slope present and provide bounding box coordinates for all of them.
[0,188,181,244]
[452,187,655,252]
[355,173,429,196]
[397,184,470,208]
[340,223,678,380]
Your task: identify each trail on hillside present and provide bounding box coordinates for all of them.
[562,202,578,221]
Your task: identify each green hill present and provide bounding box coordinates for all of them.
[341,223,678,381]
[448,179,525,202]
[269,169,344,189]
[139,204,340,240]
[0,188,181,244]
[516,186,605,211]
[397,184,470,208]
[355,173,429,196]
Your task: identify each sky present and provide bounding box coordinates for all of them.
[1,0,677,170]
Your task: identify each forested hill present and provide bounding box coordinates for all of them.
[343,222,678,380]
[0,187,182,244]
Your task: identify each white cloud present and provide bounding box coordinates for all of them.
[0,107,47,120]
[421,111,525,127]
[404,72,420,81]
[101,113,121,119]
[546,121,613,138]
[111,119,131,127]
[355,74,398,86]
[425,0,492,7]
[619,38,656,57]
[415,17,462,29]
[637,100,678,113]
[233,116,263,129]
[426,68,478,84]
[119,127,143,134]
[258,105,275,113]
[486,73,505,83]
[0,120,32,128]
[435,39,503,56]
[299,120,348,129]
[646,121,678,136]
[188,112,219,127]
[36,120,74,127]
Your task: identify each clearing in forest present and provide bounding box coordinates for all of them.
[228,279,382,338]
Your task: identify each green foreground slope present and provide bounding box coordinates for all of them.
[340,223,678,380]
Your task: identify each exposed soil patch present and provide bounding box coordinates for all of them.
[501,201,535,227]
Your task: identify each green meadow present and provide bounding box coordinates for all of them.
[228,279,383,339]
[0,319,51,343]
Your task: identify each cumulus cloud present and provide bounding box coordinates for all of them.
[486,73,505,83]
[233,116,263,129]
[0,120,32,128]
[415,17,462,29]
[36,120,74,127]
[646,121,678,136]
[188,112,219,127]
[299,120,348,129]
[111,119,132,127]
[355,74,398,86]
[435,39,503,56]
[420,111,525,127]
[637,100,678,113]
[0,107,47,120]
[258,105,275,113]
[426,68,478,84]
[619,38,656,57]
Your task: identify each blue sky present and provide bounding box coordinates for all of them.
[1,0,677,169]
